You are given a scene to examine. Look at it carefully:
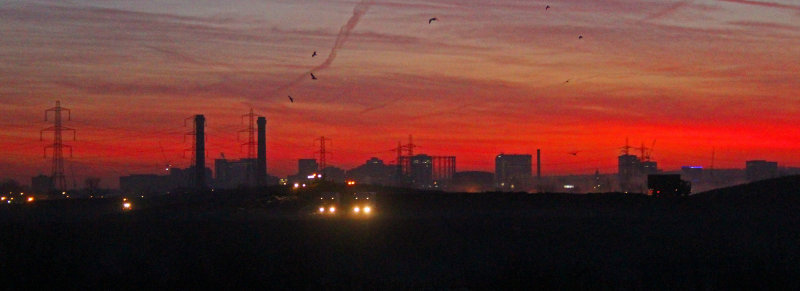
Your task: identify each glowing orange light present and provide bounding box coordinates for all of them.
[27,197,34,202]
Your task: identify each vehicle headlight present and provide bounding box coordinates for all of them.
[364,206,371,213]
[319,207,325,213]
[329,207,335,213]
[354,206,360,213]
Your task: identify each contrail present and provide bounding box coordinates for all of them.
[640,0,692,22]
[270,0,374,96]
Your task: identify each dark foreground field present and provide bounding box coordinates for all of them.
[2,176,800,289]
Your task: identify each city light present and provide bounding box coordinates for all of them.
[329,207,335,213]
[293,183,299,188]
[354,206,360,213]
[364,207,371,213]
[347,180,356,186]
[27,197,34,202]
[319,207,325,213]
[123,202,132,210]
[1,197,5,201]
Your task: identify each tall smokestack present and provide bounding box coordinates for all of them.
[537,149,541,193]
[536,149,541,180]
[257,117,267,186]
[195,115,206,189]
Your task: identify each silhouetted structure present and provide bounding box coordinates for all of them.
[409,154,433,188]
[746,160,778,182]
[397,154,455,189]
[257,116,267,186]
[41,101,75,192]
[495,153,532,191]
[536,149,541,182]
[194,115,206,189]
[239,108,257,185]
[618,154,640,192]
[316,136,331,174]
[120,166,211,194]
[215,158,256,189]
[346,157,394,186]
[641,160,658,175]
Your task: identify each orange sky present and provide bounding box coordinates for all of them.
[1,0,799,188]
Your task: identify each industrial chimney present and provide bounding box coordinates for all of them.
[257,117,267,186]
[195,114,206,189]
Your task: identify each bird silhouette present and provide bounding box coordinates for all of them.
[578,35,583,39]
[288,95,294,103]
[429,17,437,24]
[310,73,317,80]
[568,151,580,156]
[312,51,317,57]
[564,79,571,83]
[546,5,550,10]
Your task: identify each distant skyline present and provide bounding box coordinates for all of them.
[1,0,798,187]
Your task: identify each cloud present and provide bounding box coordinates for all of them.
[718,0,800,11]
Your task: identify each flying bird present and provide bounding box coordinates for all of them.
[429,17,437,24]
[578,35,583,39]
[568,151,580,156]
[312,51,317,57]
[310,73,317,80]
[546,5,550,10]
[288,95,294,103]
[564,79,571,83]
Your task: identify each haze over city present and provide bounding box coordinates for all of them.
[1,0,798,187]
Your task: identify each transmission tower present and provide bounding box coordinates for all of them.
[239,108,256,159]
[315,136,331,172]
[403,134,417,156]
[41,100,75,192]
[239,108,257,185]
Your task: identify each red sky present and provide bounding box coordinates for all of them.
[1,0,798,188]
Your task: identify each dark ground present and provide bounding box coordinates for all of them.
[2,176,800,289]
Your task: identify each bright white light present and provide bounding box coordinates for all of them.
[329,207,335,213]
[27,197,34,202]
[354,207,360,213]
[293,183,299,188]
[319,207,325,213]
[364,207,371,213]
[302,184,306,187]
[563,185,575,189]
[123,202,132,209]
